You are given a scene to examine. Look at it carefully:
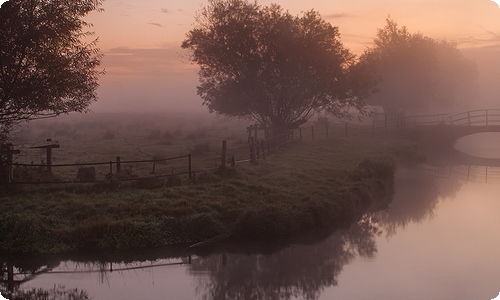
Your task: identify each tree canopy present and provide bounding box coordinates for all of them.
[0,0,104,141]
[360,18,477,114]
[182,0,368,132]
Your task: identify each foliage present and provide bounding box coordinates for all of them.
[360,18,477,113]
[0,0,104,139]
[182,0,369,133]
[3,285,90,300]
[0,131,406,254]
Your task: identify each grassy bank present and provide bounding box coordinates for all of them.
[0,132,411,254]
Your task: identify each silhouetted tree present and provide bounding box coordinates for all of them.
[360,18,477,114]
[182,0,369,133]
[0,0,104,141]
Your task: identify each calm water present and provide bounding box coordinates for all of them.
[3,133,500,300]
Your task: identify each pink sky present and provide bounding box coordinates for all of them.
[85,0,500,113]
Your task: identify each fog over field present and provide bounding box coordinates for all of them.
[85,0,500,115]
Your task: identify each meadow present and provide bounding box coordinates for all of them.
[0,112,414,254]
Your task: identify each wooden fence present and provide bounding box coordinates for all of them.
[0,129,296,186]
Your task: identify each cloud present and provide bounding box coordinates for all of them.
[147,22,163,27]
[161,8,169,14]
[324,13,351,20]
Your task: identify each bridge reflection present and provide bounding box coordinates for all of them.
[413,164,500,184]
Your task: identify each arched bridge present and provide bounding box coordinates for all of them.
[404,109,500,140]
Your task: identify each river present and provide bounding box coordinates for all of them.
[2,134,500,300]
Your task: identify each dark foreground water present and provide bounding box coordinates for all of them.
[3,134,500,300]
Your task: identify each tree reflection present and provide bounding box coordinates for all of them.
[1,285,90,300]
[190,215,381,300]
[374,167,462,236]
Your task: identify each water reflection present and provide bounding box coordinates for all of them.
[189,215,381,300]
[1,165,492,300]
[374,167,463,236]
[454,132,500,159]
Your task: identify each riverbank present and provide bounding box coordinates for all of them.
[0,133,411,254]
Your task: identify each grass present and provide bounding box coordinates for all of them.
[0,130,412,254]
[1,113,416,254]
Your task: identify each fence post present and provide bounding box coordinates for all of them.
[231,155,235,167]
[247,125,252,144]
[188,154,192,179]
[486,109,489,126]
[325,124,329,138]
[256,139,260,159]
[220,140,227,170]
[261,140,266,160]
[250,137,257,164]
[151,160,156,174]
[299,128,302,140]
[116,156,121,173]
[108,161,113,181]
[1,144,20,186]
[311,126,315,140]
[468,112,471,126]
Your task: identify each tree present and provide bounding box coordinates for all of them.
[0,0,104,141]
[182,0,367,133]
[359,18,477,114]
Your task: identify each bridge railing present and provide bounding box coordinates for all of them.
[404,114,449,127]
[403,109,500,127]
[450,109,500,126]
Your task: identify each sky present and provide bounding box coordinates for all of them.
[83,0,500,113]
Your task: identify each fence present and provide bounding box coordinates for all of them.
[0,129,296,186]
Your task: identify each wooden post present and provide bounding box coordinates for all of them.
[151,160,156,174]
[116,156,121,173]
[311,126,315,140]
[267,138,271,154]
[250,137,257,164]
[261,140,266,160]
[468,111,471,126]
[486,109,489,126]
[231,155,235,167]
[256,139,260,159]
[325,124,329,138]
[299,128,302,140]
[254,126,258,141]
[220,140,227,170]
[1,144,20,185]
[188,154,192,179]
[247,125,252,144]
[31,139,60,174]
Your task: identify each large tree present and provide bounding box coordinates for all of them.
[360,19,477,114]
[0,0,104,141]
[182,0,367,133]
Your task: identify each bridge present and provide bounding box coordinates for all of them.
[404,109,500,139]
[398,109,500,168]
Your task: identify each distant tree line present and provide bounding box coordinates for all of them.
[183,0,477,132]
[0,0,477,142]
